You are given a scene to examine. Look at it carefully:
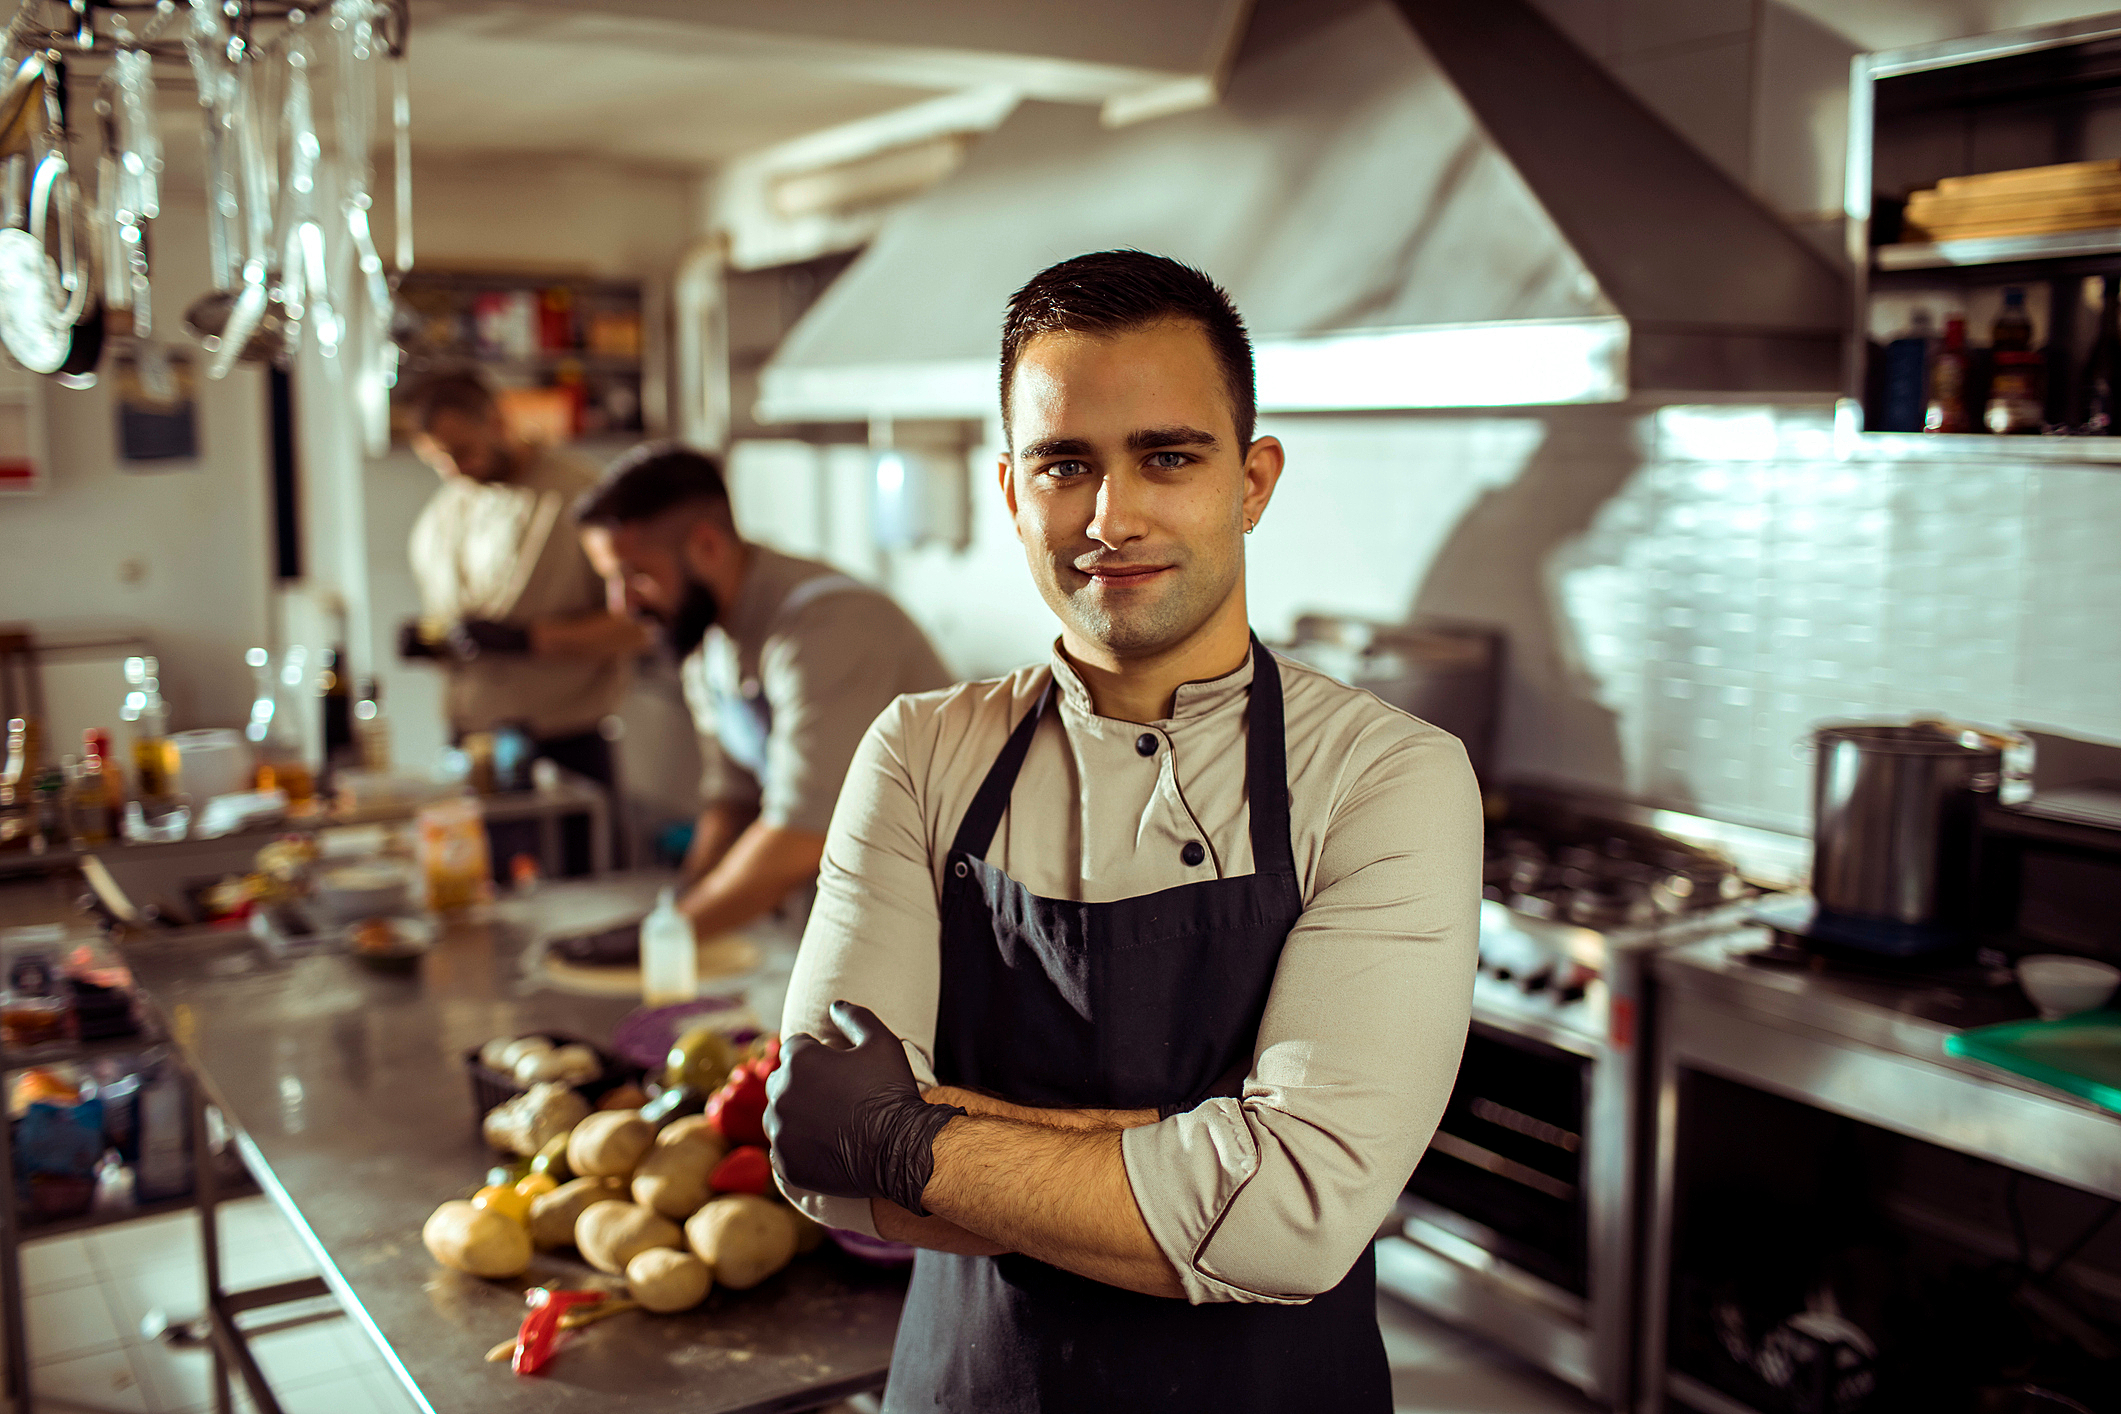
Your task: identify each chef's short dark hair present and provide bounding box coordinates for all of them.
[1000,250,1255,448]
[412,370,498,430]
[575,443,735,532]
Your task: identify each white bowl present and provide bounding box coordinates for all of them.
[2017,954,2121,1020]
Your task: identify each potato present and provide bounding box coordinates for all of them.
[626,1247,712,1314]
[631,1120,727,1221]
[498,1035,553,1070]
[528,1176,626,1249]
[515,1044,601,1086]
[482,1082,589,1158]
[422,1200,531,1278]
[685,1194,796,1291]
[567,1110,654,1178]
[575,1200,683,1276]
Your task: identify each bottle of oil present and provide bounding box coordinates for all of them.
[80,730,125,841]
[0,717,37,850]
[1984,287,2045,434]
[121,656,177,797]
[1925,316,1972,433]
[2079,275,2120,434]
[65,755,109,847]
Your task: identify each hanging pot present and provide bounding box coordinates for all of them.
[0,147,86,374]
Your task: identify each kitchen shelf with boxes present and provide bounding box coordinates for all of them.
[1848,14,2121,461]
[390,270,648,445]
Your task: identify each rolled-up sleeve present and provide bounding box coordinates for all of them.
[776,699,946,1236]
[1120,726,1482,1304]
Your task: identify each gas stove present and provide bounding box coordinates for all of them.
[1472,795,1769,1048]
[1385,787,1803,1409]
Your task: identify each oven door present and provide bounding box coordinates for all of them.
[1405,1021,1591,1298]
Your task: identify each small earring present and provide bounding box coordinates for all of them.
[1243,519,1255,535]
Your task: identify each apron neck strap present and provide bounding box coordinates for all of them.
[950,679,1053,859]
[1244,635,1294,876]
[949,635,1295,876]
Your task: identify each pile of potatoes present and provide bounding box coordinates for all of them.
[422,1103,814,1316]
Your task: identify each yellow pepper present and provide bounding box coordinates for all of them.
[471,1183,532,1224]
[514,1172,559,1202]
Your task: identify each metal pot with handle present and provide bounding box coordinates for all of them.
[1810,720,2007,954]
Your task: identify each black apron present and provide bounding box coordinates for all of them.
[882,638,1389,1413]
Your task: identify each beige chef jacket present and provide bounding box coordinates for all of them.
[779,643,1482,1305]
[408,445,627,739]
[680,545,951,837]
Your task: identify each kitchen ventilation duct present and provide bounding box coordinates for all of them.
[758,0,1849,423]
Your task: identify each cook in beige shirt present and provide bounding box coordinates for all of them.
[764,250,1479,1411]
[578,444,950,938]
[404,372,648,765]
[785,646,1480,1300]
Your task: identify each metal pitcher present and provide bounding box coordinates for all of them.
[1810,722,2004,951]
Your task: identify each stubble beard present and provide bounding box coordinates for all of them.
[1050,546,1239,659]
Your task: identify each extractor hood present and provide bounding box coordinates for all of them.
[757,0,1850,424]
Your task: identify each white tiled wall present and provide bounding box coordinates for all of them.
[732,400,2121,840]
[1551,405,2121,831]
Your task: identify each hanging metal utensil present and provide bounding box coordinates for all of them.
[390,25,410,273]
[333,0,396,451]
[206,46,276,379]
[277,16,337,364]
[182,0,241,292]
[0,49,92,376]
[0,51,48,159]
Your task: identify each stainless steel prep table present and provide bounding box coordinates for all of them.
[1641,928,2121,1414]
[114,876,905,1414]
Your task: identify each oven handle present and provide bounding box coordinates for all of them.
[1427,1131,1577,1202]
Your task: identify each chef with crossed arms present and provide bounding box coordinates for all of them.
[764,250,1481,1411]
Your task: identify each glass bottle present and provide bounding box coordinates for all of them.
[80,731,125,841]
[120,656,176,797]
[2080,275,2119,434]
[352,678,391,772]
[64,755,109,847]
[0,717,34,849]
[1984,287,2044,434]
[248,646,316,805]
[1925,316,1972,433]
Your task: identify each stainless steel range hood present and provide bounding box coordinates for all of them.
[757,0,1849,424]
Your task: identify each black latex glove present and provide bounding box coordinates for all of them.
[765,1000,965,1218]
[447,618,533,660]
[397,620,443,660]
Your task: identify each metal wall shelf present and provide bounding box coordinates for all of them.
[1876,226,2121,272]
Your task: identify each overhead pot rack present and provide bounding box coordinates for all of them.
[0,0,412,454]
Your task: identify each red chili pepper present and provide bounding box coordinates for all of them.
[512,1288,604,1375]
[708,1144,773,1195]
[705,1067,770,1146]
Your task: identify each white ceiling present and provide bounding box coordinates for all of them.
[401,0,1254,170]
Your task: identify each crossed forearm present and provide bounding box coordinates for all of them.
[869,1089,1182,1297]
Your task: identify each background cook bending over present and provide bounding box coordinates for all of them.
[577,445,951,938]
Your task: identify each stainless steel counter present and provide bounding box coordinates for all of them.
[1641,925,2121,1414]
[1653,926,2121,1197]
[116,875,904,1414]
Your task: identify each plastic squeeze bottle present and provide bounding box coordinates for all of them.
[641,888,697,1005]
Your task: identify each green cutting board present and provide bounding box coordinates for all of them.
[1945,1011,2121,1113]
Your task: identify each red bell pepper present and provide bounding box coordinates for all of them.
[512,1288,604,1375]
[705,1060,771,1146]
[709,1144,773,1195]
